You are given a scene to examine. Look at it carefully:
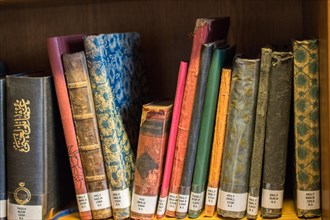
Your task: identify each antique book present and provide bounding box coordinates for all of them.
[63,52,112,219]
[131,100,173,219]
[0,78,5,220]
[246,47,272,219]
[217,57,260,219]
[293,39,321,218]
[189,46,227,218]
[6,73,74,220]
[204,68,232,217]
[47,35,93,220]
[176,44,214,219]
[84,33,141,219]
[166,17,230,217]
[261,51,293,218]
[156,61,188,219]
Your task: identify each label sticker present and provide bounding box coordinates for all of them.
[261,189,284,209]
[189,191,205,211]
[131,193,157,214]
[297,190,320,210]
[110,188,130,209]
[205,187,218,206]
[76,193,91,212]
[88,189,111,210]
[218,189,248,212]
[166,193,178,212]
[8,203,42,220]
[177,194,189,213]
[156,196,167,216]
[247,195,259,216]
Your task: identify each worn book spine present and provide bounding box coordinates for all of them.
[0,78,5,220]
[63,52,112,219]
[131,100,173,220]
[166,17,230,217]
[189,47,227,218]
[246,48,272,219]
[261,52,293,218]
[84,33,137,220]
[217,58,260,219]
[204,68,231,217]
[293,39,321,218]
[47,35,93,220]
[156,61,188,219]
[176,44,213,219]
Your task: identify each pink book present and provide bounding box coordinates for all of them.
[156,61,188,219]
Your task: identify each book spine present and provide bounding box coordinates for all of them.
[246,48,272,219]
[189,47,226,218]
[84,35,135,220]
[293,39,321,218]
[261,52,293,218]
[47,37,93,220]
[131,102,172,219]
[204,68,232,217]
[0,79,5,220]
[63,52,112,219]
[176,44,213,219]
[217,58,260,219]
[156,61,188,219]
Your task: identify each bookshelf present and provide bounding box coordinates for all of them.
[0,0,328,219]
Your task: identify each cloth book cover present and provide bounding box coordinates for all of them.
[261,51,293,218]
[47,35,93,220]
[63,52,112,219]
[156,61,188,219]
[293,39,321,218]
[217,57,260,219]
[6,73,74,220]
[166,17,230,217]
[0,78,5,220]
[246,47,272,219]
[131,100,173,219]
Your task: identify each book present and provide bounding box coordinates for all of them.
[131,100,173,219]
[0,78,5,220]
[6,73,74,220]
[204,68,232,216]
[156,61,188,219]
[166,17,230,217]
[47,35,93,220]
[246,47,272,219]
[62,52,112,219]
[261,51,293,218]
[217,57,260,219]
[176,43,214,219]
[188,45,228,218]
[293,39,321,218]
[84,33,140,219]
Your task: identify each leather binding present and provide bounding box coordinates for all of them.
[6,73,74,220]
[189,46,228,218]
[156,61,188,219]
[204,68,232,216]
[47,35,93,220]
[131,100,173,219]
[176,44,214,219]
[0,78,5,220]
[217,57,260,219]
[246,48,272,219]
[293,39,321,218]
[63,52,112,219]
[84,33,142,219]
[166,17,230,217]
[261,51,293,218]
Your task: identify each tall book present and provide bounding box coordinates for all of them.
[84,33,142,219]
[166,17,230,217]
[131,100,173,219]
[246,47,272,219]
[261,51,293,218]
[0,78,5,220]
[217,57,260,219]
[156,61,188,219]
[204,68,232,216]
[293,39,321,218]
[6,73,74,220]
[62,52,112,219]
[47,35,93,220]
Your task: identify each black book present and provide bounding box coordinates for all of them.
[0,77,6,220]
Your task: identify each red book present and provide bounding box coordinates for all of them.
[47,35,92,220]
[156,61,188,219]
[165,17,230,217]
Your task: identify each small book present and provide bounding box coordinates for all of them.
[156,61,188,219]
[6,73,74,220]
[0,77,5,220]
[131,100,173,219]
[293,39,321,218]
[261,51,293,218]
